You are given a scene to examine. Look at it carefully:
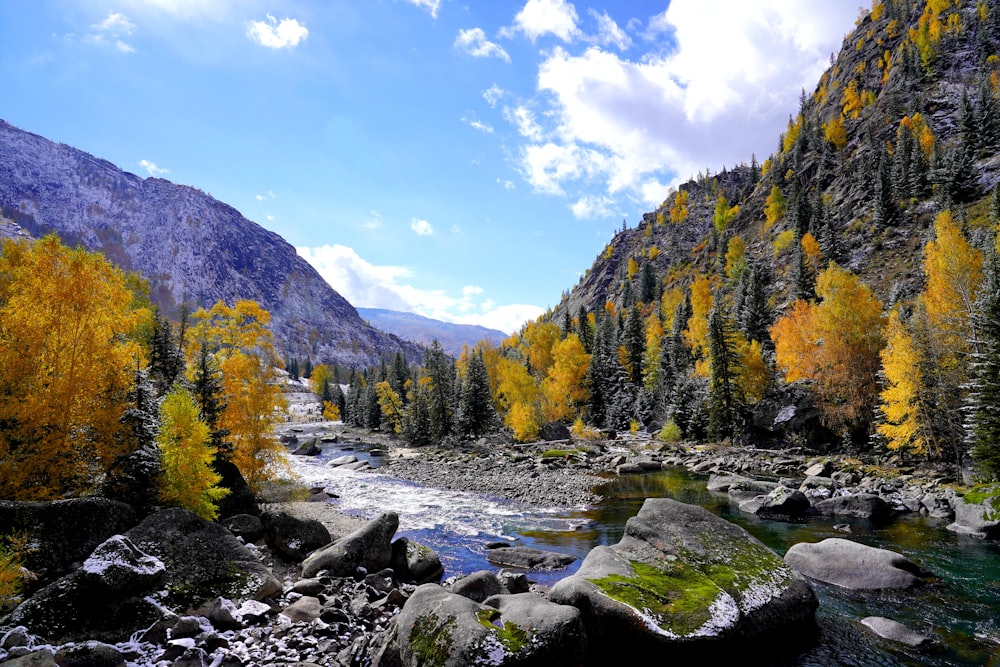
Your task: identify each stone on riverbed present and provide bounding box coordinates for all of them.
[328,454,359,467]
[486,546,576,571]
[946,493,1000,540]
[783,538,933,590]
[301,512,398,578]
[860,616,931,647]
[548,498,817,662]
[814,493,892,521]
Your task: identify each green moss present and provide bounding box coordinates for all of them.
[476,609,531,653]
[410,614,457,667]
[964,483,1000,519]
[590,560,722,637]
[540,449,583,459]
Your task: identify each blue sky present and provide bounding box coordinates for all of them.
[0,0,859,333]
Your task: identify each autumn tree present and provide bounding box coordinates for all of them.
[157,387,227,520]
[669,189,690,224]
[684,274,713,376]
[541,334,590,423]
[712,192,739,234]
[765,185,786,228]
[878,310,933,455]
[495,356,539,442]
[0,236,150,499]
[771,263,886,436]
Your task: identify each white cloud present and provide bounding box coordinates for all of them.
[502,0,580,43]
[255,190,276,201]
[508,0,855,204]
[587,9,631,51]
[571,194,615,220]
[87,12,136,53]
[503,105,544,142]
[483,84,504,108]
[246,14,308,49]
[462,115,494,133]
[297,244,542,334]
[402,0,441,18]
[454,28,511,63]
[497,178,515,190]
[410,218,433,236]
[362,210,383,230]
[138,159,169,176]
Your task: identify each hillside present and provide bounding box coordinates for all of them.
[357,308,507,357]
[0,120,422,367]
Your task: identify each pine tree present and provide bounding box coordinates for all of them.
[457,350,497,437]
[148,307,183,397]
[736,262,773,346]
[191,342,230,457]
[391,352,410,398]
[623,307,645,385]
[639,262,657,304]
[425,341,455,441]
[402,381,434,447]
[707,308,738,440]
[873,149,896,228]
[577,305,593,353]
[102,367,162,514]
[969,249,1000,480]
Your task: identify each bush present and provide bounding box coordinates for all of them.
[658,421,682,443]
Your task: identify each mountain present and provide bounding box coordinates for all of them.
[553,0,1000,323]
[0,120,422,367]
[357,307,507,357]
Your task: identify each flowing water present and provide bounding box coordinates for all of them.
[290,444,1000,666]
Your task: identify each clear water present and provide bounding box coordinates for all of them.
[289,446,1000,666]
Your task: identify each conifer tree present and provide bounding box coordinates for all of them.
[425,341,455,441]
[457,350,497,437]
[873,150,897,228]
[103,367,162,513]
[707,308,738,440]
[577,305,593,353]
[736,262,773,346]
[639,262,657,304]
[149,307,184,397]
[191,342,230,457]
[623,307,645,385]
[969,249,1000,480]
[402,381,434,447]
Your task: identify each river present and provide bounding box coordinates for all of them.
[289,443,1000,666]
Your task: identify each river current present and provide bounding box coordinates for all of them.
[289,443,1000,666]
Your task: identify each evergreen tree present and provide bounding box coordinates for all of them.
[391,352,410,399]
[346,371,364,427]
[424,341,455,441]
[286,357,300,381]
[707,308,738,440]
[457,350,498,437]
[586,309,616,427]
[191,342,230,457]
[330,383,347,419]
[736,261,773,346]
[577,305,593,353]
[102,367,162,514]
[402,382,433,447]
[639,262,657,304]
[148,307,183,397]
[969,249,1000,480]
[791,240,813,302]
[623,307,645,385]
[561,308,573,336]
[976,76,1000,154]
[302,357,313,379]
[873,149,896,228]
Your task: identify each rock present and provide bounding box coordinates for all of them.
[450,571,502,602]
[755,486,811,520]
[301,512,398,578]
[212,459,260,519]
[52,642,125,667]
[220,514,265,544]
[6,536,166,644]
[125,508,281,609]
[814,494,892,521]
[803,462,833,478]
[539,422,571,442]
[291,438,321,456]
[281,596,322,623]
[947,494,1000,539]
[497,570,530,595]
[0,498,136,592]
[292,578,325,596]
[0,650,57,666]
[860,616,931,647]
[920,493,954,520]
[615,463,646,475]
[549,498,817,662]
[784,538,933,590]
[391,585,585,666]
[727,479,779,503]
[328,455,359,467]
[485,546,576,571]
[261,511,332,562]
[707,473,747,492]
[390,537,444,584]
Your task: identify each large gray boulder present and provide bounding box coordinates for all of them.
[5,535,165,644]
[783,538,933,590]
[549,498,816,662]
[0,498,136,592]
[755,486,810,520]
[947,494,1000,540]
[125,508,280,609]
[814,493,892,521]
[390,537,444,584]
[260,510,331,562]
[486,546,576,571]
[388,585,585,666]
[301,512,398,578]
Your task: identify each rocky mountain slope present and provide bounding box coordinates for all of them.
[0,120,421,367]
[357,307,507,357]
[553,0,1000,323]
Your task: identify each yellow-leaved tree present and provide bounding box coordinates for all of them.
[158,387,228,520]
[684,274,713,376]
[877,310,931,455]
[541,334,590,423]
[495,357,539,442]
[0,236,149,499]
[188,300,288,493]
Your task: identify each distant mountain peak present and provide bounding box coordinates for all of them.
[357,307,507,357]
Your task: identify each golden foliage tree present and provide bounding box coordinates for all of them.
[495,357,539,442]
[669,189,690,224]
[922,210,983,354]
[541,334,590,423]
[519,320,561,380]
[765,185,786,228]
[376,381,404,434]
[823,115,848,150]
[877,311,932,454]
[771,264,886,432]
[0,236,149,499]
[713,192,739,233]
[157,387,227,520]
[684,274,713,376]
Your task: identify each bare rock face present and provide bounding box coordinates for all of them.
[0,120,421,367]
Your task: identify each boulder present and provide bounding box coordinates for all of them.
[485,546,576,571]
[784,538,933,590]
[125,508,281,609]
[220,514,265,543]
[615,463,646,475]
[261,510,332,562]
[53,641,126,667]
[328,455,359,467]
[946,494,1000,539]
[860,616,931,647]
[920,493,954,520]
[539,422,571,442]
[301,512,398,578]
[6,536,165,644]
[727,479,779,503]
[803,461,833,478]
[390,537,444,584]
[706,473,747,492]
[755,486,811,520]
[814,494,892,521]
[0,498,136,591]
[389,585,585,666]
[291,438,321,456]
[281,596,322,623]
[211,459,260,518]
[549,498,817,662]
[450,571,502,603]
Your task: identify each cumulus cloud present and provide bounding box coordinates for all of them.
[410,218,433,236]
[138,159,169,176]
[87,11,136,53]
[297,244,542,333]
[402,0,441,19]
[483,84,504,108]
[462,115,494,133]
[587,9,631,51]
[508,0,856,207]
[571,194,615,220]
[454,28,511,63]
[501,0,580,43]
[246,14,308,49]
[503,105,544,142]
[362,210,383,230]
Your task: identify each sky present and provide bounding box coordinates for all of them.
[0,1,861,334]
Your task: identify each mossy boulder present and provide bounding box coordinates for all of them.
[388,584,585,667]
[548,498,816,661]
[947,489,1000,540]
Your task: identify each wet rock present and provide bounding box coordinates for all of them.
[920,493,954,520]
[291,438,321,456]
[707,473,747,492]
[860,616,931,647]
[784,538,933,590]
[755,486,810,520]
[814,494,892,521]
[221,514,265,544]
[301,512,398,578]
[485,546,576,571]
[450,570,502,602]
[947,494,1000,539]
[328,455,358,467]
[497,570,530,595]
[390,537,444,584]
[261,511,331,562]
[549,498,817,662]
[728,479,779,503]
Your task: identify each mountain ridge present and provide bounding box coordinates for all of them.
[357,307,507,357]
